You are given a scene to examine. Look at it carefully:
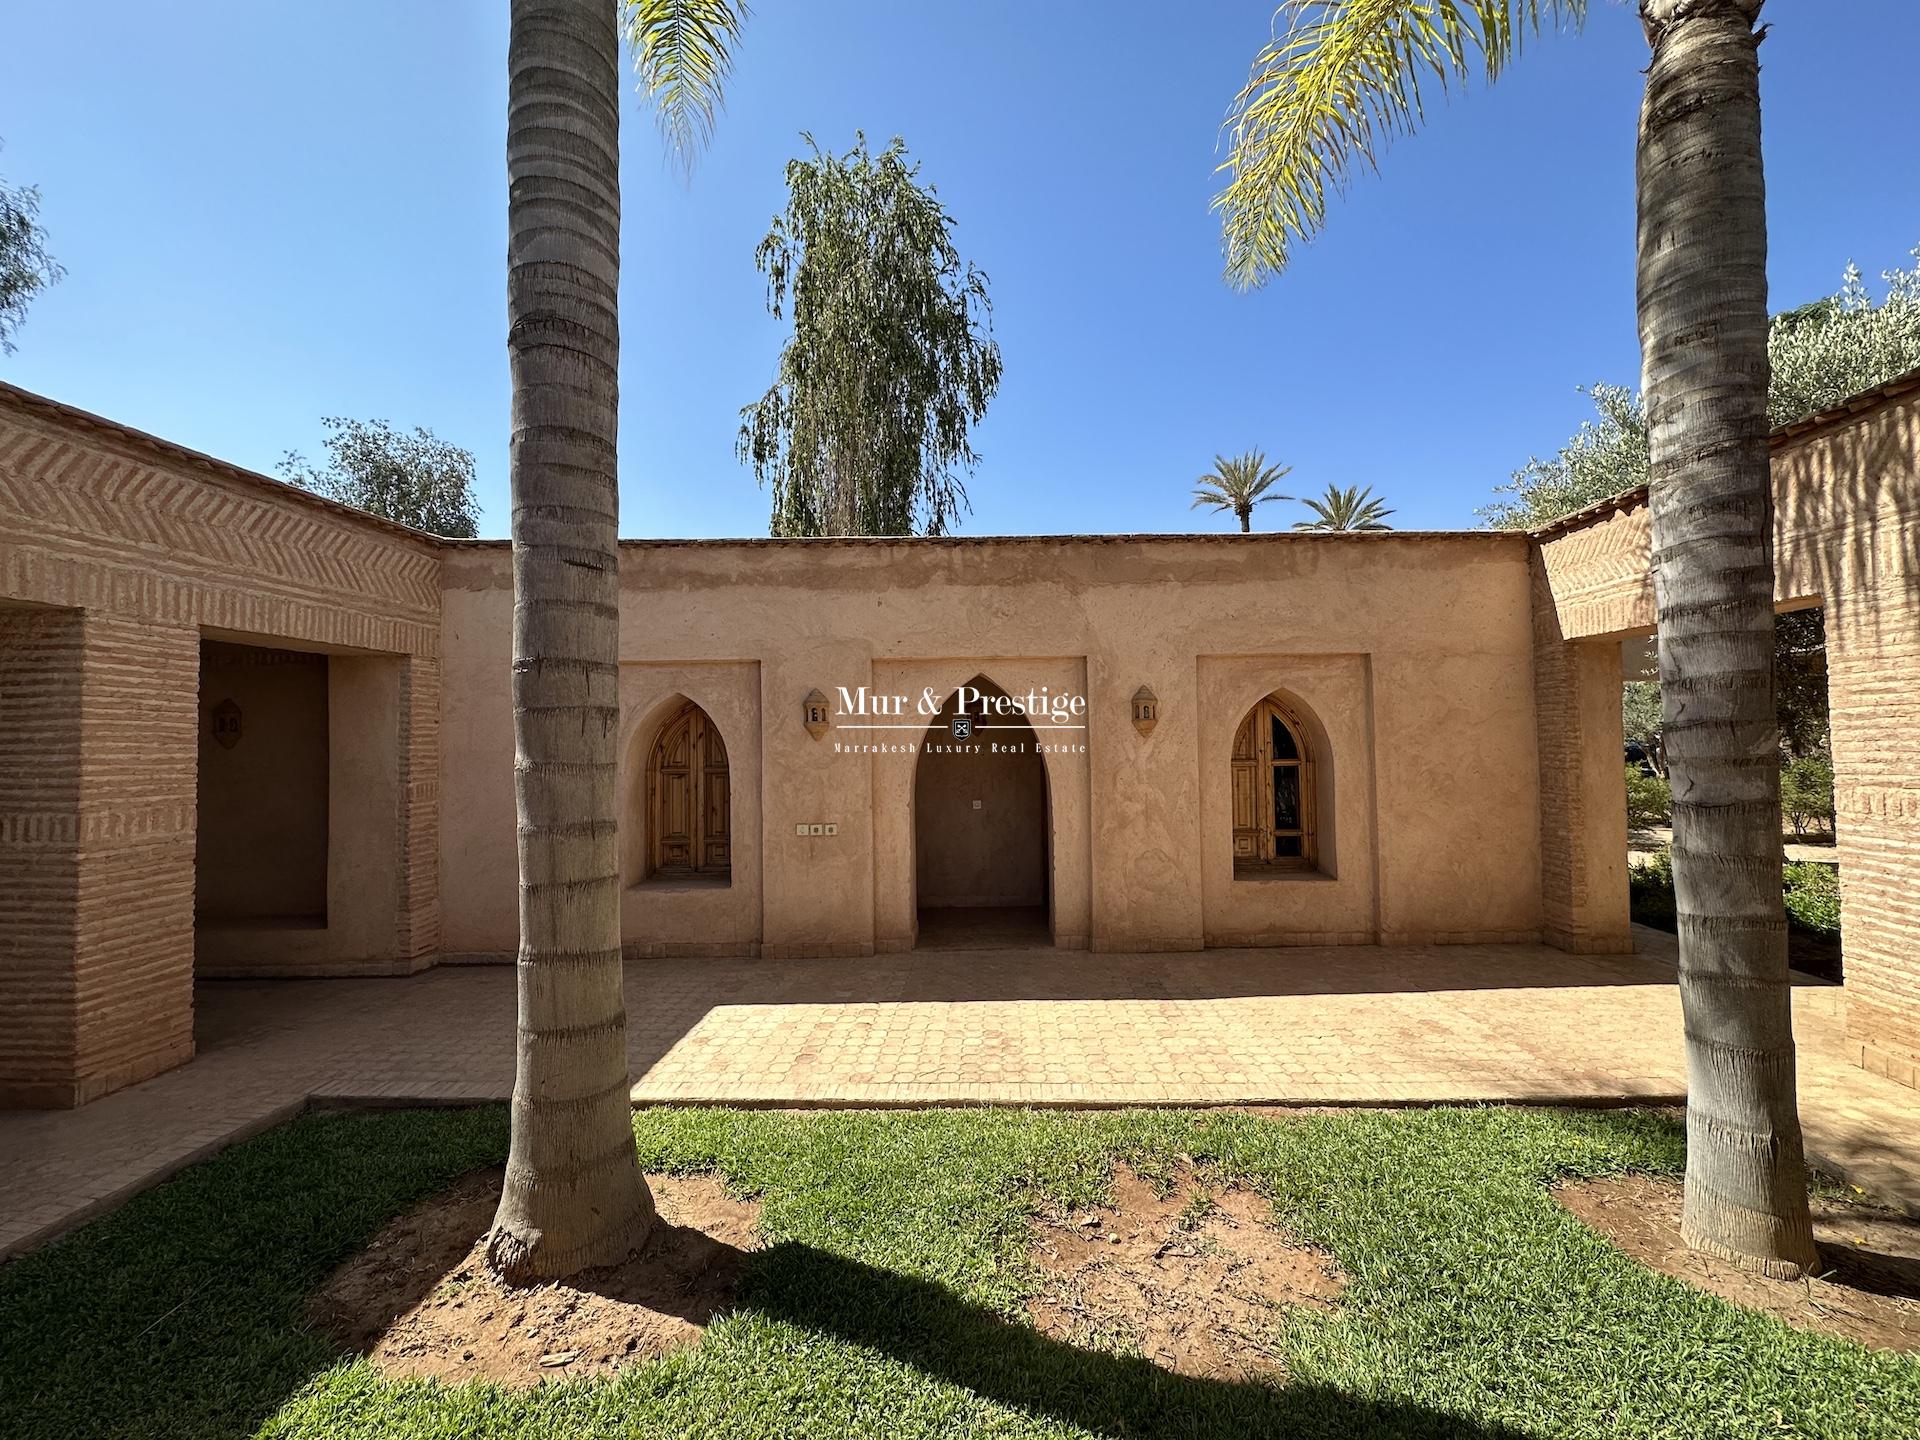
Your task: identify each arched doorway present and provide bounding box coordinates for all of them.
[914,678,1051,949]
[644,699,732,883]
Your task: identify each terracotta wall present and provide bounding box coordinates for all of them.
[1531,379,1920,1087]
[437,532,1545,961]
[14,367,1912,1109]
[0,386,443,1105]
[0,605,86,1106]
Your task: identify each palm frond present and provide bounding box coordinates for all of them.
[624,0,750,168]
[1214,1,1585,288]
[1194,452,1293,506]
[1294,482,1395,530]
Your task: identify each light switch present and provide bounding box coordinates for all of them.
[794,823,809,836]
[972,799,982,810]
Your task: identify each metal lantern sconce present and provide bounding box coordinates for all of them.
[803,688,831,740]
[1131,686,1159,737]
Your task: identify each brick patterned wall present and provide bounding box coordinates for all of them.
[1827,578,1920,1088]
[0,395,439,651]
[1533,501,1656,642]
[0,386,444,1105]
[1533,383,1920,1086]
[0,607,84,1105]
[1778,393,1920,1089]
[1529,559,1633,954]
[72,615,199,1104]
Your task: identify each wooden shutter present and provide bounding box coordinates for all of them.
[701,721,731,871]
[1232,697,1315,872]
[650,707,696,874]
[1231,711,1262,862]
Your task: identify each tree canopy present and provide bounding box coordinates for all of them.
[1214,1,1587,287]
[1295,482,1393,531]
[278,417,481,538]
[1192,450,1293,531]
[1483,248,1920,529]
[739,134,1002,537]
[0,144,63,355]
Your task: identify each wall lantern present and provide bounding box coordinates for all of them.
[212,698,244,750]
[1130,686,1159,737]
[802,688,831,740]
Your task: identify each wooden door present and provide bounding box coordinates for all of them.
[648,702,731,879]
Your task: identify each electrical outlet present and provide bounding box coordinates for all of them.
[808,823,825,836]
[823,823,837,836]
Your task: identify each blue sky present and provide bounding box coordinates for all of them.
[3,2,1914,536]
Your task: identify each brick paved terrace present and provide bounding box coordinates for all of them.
[2,927,1916,1262]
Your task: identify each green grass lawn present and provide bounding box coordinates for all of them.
[1,1105,1915,1439]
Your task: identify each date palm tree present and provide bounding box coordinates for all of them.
[491,0,746,1285]
[1294,482,1393,531]
[1192,450,1293,531]
[1216,0,1813,1276]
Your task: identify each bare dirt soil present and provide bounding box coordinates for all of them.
[1556,1173,1920,1353]
[1025,1162,1345,1380]
[311,1167,761,1386]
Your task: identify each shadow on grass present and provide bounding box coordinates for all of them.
[0,1113,1532,1440]
[734,1239,1530,1439]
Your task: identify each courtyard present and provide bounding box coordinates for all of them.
[5,927,1917,1266]
[5,1,1920,1434]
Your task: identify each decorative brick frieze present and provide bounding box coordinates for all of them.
[1532,380,1920,1085]
[0,386,446,1106]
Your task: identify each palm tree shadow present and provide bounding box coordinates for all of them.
[741,1241,1532,1439]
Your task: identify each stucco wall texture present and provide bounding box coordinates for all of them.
[2,374,1916,1106]
[436,532,1542,962]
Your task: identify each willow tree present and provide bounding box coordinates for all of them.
[740,134,1002,537]
[490,0,746,1285]
[1216,0,1815,1275]
[0,143,64,355]
[1192,450,1293,531]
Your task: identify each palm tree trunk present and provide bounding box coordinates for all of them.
[1237,508,1250,533]
[1638,0,1816,1278]
[489,0,654,1284]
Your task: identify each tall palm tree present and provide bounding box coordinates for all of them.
[490,0,746,1286]
[1215,0,1813,1276]
[1294,482,1393,531]
[1192,450,1293,531]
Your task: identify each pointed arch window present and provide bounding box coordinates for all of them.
[647,700,731,881]
[1232,695,1316,872]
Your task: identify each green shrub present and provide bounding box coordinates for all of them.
[1783,860,1841,937]
[1781,753,1835,839]
[1638,849,1842,941]
[1624,765,1672,832]
[1628,848,1676,931]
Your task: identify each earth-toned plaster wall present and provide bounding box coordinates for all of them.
[436,531,1544,961]
[1531,376,1920,1088]
[194,643,329,922]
